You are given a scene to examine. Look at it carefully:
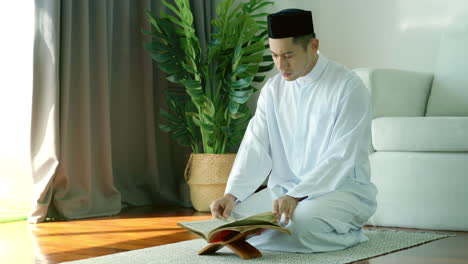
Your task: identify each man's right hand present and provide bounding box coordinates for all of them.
[210,193,237,219]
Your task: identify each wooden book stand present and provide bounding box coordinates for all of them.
[198,229,263,259]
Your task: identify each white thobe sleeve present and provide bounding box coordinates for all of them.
[224,83,273,202]
[286,79,372,199]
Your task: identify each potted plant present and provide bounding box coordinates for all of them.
[144,0,274,211]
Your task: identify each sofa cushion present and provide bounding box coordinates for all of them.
[372,117,468,151]
[354,68,433,118]
[426,32,468,116]
[368,151,468,231]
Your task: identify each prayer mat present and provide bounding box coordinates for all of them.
[62,229,454,264]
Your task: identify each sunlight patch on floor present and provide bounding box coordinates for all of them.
[0,221,35,264]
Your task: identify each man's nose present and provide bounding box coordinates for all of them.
[277,57,288,71]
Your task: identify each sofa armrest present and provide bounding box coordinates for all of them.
[372,116,468,151]
[353,68,433,118]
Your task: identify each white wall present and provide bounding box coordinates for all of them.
[248,0,468,115]
[264,0,468,73]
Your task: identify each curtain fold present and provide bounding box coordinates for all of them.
[30,0,61,223]
[30,0,216,223]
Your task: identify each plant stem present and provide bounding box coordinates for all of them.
[222,114,231,154]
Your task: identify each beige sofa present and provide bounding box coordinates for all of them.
[354,32,468,231]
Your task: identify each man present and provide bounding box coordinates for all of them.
[210,8,377,253]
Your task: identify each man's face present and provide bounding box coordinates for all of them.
[269,37,318,81]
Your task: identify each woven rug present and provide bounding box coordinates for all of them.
[62,229,453,264]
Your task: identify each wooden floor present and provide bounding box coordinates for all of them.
[1,206,467,264]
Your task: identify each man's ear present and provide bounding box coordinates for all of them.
[309,38,319,53]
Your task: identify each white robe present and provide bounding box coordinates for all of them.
[224,54,378,253]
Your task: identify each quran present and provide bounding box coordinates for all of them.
[177,212,290,243]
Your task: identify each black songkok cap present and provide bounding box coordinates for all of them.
[267,9,314,39]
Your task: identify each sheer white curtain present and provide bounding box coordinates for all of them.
[0,2,34,216]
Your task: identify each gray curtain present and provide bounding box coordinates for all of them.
[30,0,216,223]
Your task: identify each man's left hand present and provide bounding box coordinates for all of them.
[272,195,303,225]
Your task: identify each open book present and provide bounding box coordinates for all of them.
[177,212,290,243]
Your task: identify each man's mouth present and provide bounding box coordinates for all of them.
[282,72,292,77]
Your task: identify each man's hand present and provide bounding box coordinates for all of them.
[272,195,304,225]
[210,193,237,219]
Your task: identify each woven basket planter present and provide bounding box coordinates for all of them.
[184,153,236,212]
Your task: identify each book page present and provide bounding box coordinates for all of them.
[219,212,277,228]
[177,217,236,239]
[178,212,289,241]
[208,212,290,240]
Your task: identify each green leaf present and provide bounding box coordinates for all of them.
[146,10,160,32]
[256,29,268,39]
[221,126,232,137]
[237,16,258,45]
[244,64,259,75]
[199,120,215,133]
[258,63,275,72]
[180,79,203,106]
[229,89,252,98]
[231,76,253,89]
[263,55,273,62]
[230,111,245,119]
[158,62,180,74]
[231,64,248,78]
[173,128,188,137]
[141,28,154,37]
[143,29,161,41]
[240,52,263,64]
[250,12,270,18]
[232,45,243,69]
[180,79,201,89]
[145,42,168,54]
[253,75,266,82]
[181,62,197,75]
[228,101,240,114]
[176,0,194,25]
[230,94,251,104]
[158,18,179,39]
[203,98,216,117]
[162,0,183,20]
[150,53,172,63]
[188,114,201,127]
[161,12,186,30]
[160,108,181,123]
[166,73,185,83]
[242,41,264,56]
[159,123,173,132]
